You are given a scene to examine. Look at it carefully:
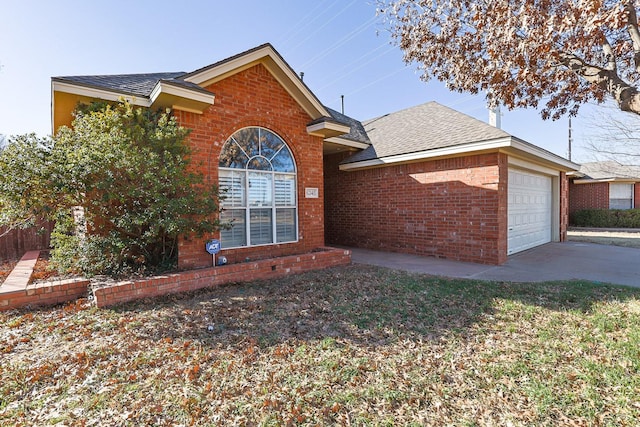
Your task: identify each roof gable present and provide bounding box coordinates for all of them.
[180,43,330,120]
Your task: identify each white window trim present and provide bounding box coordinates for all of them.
[609,183,635,210]
[219,127,299,249]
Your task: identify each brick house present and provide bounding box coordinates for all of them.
[325,102,577,264]
[52,44,577,268]
[569,161,640,216]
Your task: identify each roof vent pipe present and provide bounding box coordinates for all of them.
[489,103,502,129]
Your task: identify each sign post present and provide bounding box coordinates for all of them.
[205,239,221,267]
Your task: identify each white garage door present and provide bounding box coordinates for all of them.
[508,169,552,255]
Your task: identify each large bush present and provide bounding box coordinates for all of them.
[571,209,640,228]
[0,102,222,277]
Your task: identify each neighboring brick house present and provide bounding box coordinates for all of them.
[569,161,640,215]
[51,44,577,267]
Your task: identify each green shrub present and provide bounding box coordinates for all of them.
[1,101,224,277]
[571,209,640,228]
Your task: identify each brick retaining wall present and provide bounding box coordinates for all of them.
[0,247,351,311]
[0,278,90,312]
[94,247,351,308]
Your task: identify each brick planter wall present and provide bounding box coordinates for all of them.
[93,247,351,308]
[0,278,90,312]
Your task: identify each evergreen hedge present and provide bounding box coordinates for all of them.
[571,209,640,228]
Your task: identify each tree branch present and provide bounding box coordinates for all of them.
[625,1,640,72]
[0,216,36,238]
[601,32,617,72]
[559,51,640,114]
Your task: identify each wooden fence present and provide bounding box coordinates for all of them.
[0,223,54,261]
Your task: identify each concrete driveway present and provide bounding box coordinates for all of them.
[348,241,640,287]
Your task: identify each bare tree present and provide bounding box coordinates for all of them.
[377,0,640,119]
[582,103,640,166]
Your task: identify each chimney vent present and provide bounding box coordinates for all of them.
[489,104,501,129]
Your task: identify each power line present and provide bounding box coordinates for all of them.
[337,66,409,100]
[299,14,379,70]
[315,43,396,92]
[275,1,334,47]
[286,0,359,54]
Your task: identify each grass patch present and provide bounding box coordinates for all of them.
[1,264,639,425]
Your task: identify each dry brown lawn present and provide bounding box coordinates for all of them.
[568,229,640,249]
[1,265,640,426]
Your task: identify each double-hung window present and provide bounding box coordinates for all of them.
[609,183,634,210]
[219,127,297,248]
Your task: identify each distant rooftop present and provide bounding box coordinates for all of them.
[577,161,640,180]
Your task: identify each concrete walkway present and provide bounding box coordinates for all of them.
[348,242,640,288]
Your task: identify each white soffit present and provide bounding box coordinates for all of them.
[149,81,215,106]
[306,121,352,138]
[324,136,370,150]
[340,137,579,172]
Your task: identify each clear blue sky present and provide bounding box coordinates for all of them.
[0,0,620,162]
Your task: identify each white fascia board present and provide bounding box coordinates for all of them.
[572,178,615,184]
[510,138,579,171]
[573,177,639,184]
[265,56,330,118]
[183,45,329,118]
[339,137,513,171]
[149,81,215,105]
[52,81,151,107]
[324,136,370,150]
[182,47,269,85]
[306,121,351,135]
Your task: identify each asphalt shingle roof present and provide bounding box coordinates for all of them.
[325,107,370,145]
[53,72,186,97]
[341,101,511,164]
[578,161,640,180]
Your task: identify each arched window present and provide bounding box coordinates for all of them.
[218,127,297,248]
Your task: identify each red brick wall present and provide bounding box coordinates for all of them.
[324,152,508,265]
[635,184,640,209]
[0,278,90,312]
[174,64,325,269]
[560,172,568,241]
[568,181,609,213]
